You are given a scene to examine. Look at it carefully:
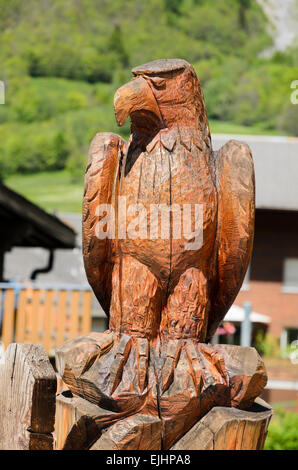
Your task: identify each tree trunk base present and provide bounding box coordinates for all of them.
[0,343,272,450]
[54,392,272,450]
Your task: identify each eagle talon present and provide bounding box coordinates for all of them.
[160,339,182,393]
[135,337,149,393]
[55,332,114,379]
[109,334,132,395]
[185,340,203,392]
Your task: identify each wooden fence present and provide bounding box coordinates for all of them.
[0,283,92,356]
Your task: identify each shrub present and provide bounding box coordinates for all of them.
[265,409,298,450]
[254,331,280,358]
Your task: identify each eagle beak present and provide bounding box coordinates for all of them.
[114,76,163,127]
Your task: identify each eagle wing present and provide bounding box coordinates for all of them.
[82,132,127,316]
[206,140,255,341]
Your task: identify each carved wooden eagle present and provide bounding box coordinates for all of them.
[56,60,265,450]
[83,58,255,343]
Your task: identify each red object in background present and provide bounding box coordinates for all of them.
[217,322,236,336]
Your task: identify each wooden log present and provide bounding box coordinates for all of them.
[56,393,272,450]
[56,333,267,449]
[215,344,267,409]
[56,373,69,395]
[55,334,270,450]
[90,414,162,450]
[0,343,57,450]
[171,398,272,450]
[55,392,130,450]
[55,391,162,450]
[29,432,54,451]
[55,393,103,450]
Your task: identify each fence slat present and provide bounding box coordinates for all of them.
[56,290,68,348]
[43,290,55,355]
[81,291,92,335]
[2,289,15,349]
[70,290,80,338]
[24,288,33,343]
[15,290,27,343]
[31,290,42,344]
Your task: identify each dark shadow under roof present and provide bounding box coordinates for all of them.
[0,183,76,251]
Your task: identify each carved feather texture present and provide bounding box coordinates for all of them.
[206,140,255,341]
[82,132,127,316]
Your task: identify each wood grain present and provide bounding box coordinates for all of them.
[171,398,272,450]
[0,343,56,450]
[55,393,106,450]
[56,333,267,450]
[90,414,162,450]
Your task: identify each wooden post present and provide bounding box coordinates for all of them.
[171,398,272,450]
[55,393,107,450]
[55,391,272,450]
[0,343,56,450]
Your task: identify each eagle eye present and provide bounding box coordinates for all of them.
[147,77,166,89]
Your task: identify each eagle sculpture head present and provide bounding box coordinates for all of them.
[114,58,210,139]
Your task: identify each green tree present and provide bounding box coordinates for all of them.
[164,0,182,14]
[237,0,251,29]
[108,25,130,68]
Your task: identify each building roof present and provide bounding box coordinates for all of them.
[224,304,271,324]
[212,134,298,211]
[4,212,106,318]
[0,183,76,250]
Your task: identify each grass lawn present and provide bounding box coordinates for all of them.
[5,170,84,213]
[209,120,283,136]
[4,122,286,214]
